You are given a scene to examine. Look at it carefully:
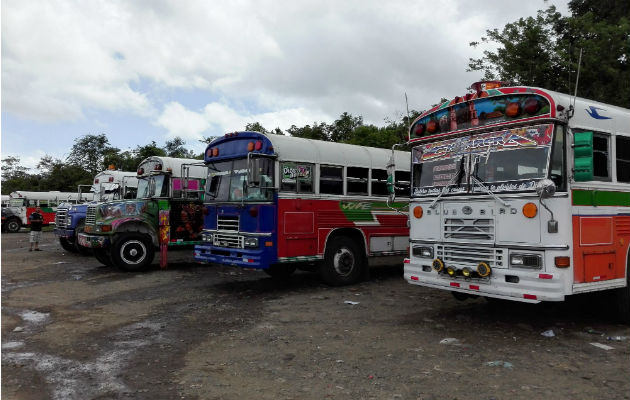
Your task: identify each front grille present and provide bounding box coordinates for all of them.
[213,233,244,248]
[444,218,494,241]
[215,215,241,248]
[86,205,97,225]
[436,244,505,269]
[217,215,239,231]
[56,207,69,228]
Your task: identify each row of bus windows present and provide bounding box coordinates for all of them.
[280,162,411,196]
[581,131,630,183]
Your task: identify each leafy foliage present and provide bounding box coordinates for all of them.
[468,1,629,107]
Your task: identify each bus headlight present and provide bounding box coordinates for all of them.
[510,253,542,269]
[202,232,214,242]
[244,237,259,248]
[412,246,433,259]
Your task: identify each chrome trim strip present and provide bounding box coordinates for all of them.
[409,239,569,251]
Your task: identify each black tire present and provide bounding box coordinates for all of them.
[320,236,365,286]
[264,264,297,278]
[59,237,77,253]
[73,221,92,256]
[94,249,113,267]
[6,218,21,233]
[111,233,155,271]
[616,256,630,324]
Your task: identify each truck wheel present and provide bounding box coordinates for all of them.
[6,218,21,233]
[264,264,297,278]
[320,237,365,286]
[111,233,155,271]
[616,256,630,324]
[93,249,113,267]
[59,237,77,253]
[73,222,92,256]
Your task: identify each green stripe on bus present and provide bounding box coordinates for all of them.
[572,189,630,206]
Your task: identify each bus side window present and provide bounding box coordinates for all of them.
[593,133,611,181]
[298,164,314,193]
[395,170,411,196]
[320,165,343,195]
[616,136,630,183]
[371,169,389,196]
[347,167,368,195]
[281,162,297,192]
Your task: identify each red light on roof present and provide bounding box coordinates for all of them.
[137,168,144,175]
[108,177,114,182]
[255,140,263,151]
[212,148,219,157]
[471,81,505,91]
[426,120,439,134]
[94,179,100,184]
[247,141,255,152]
[154,164,162,171]
[413,123,425,136]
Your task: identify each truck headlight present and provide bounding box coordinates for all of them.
[412,246,433,259]
[510,253,542,269]
[202,232,214,242]
[244,237,259,248]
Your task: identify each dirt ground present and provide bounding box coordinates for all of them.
[2,231,629,400]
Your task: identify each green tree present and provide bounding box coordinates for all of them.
[330,112,363,143]
[286,122,329,141]
[468,1,629,107]
[66,134,119,177]
[244,122,269,134]
[164,137,196,158]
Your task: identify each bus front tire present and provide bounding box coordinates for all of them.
[73,222,92,256]
[111,233,155,272]
[264,264,297,279]
[5,218,21,233]
[94,249,113,267]
[320,237,365,286]
[59,237,77,253]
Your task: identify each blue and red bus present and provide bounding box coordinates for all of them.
[194,131,410,285]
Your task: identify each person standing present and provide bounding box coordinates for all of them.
[29,207,44,251]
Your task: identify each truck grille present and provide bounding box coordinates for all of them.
[217,215,239,232]
[436,244,505,269]
[86,205,97,225]
[444,218,494,241]
[215,215,241,248]
[55,207,69,228]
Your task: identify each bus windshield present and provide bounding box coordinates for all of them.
[206,157,274,202]
[413,124,555,196]
[136,175,169,199]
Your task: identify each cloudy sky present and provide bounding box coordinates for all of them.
[1,0,570,171]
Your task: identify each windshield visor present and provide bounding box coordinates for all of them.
[413,124,554,196]
[206,157,274,202]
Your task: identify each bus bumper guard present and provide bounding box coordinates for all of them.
[404,260,566,303]
[194,244,269,269]
[53,228,75,239]
[77,232,111,249]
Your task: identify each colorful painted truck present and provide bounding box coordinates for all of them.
[194,131,411,285]
[78,156,206,271]
[400,81,630,320]
[7,190,95,233]
[54,169,138,254]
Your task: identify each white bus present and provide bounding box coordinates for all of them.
[8,190,95,228]
[402,81,630,320]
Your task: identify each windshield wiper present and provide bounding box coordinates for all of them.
[429,156,465,209]
[470,156,510,207]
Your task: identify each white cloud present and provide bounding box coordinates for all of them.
[2,0,571,163]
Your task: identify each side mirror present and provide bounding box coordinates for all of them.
[536,179,556,199]
[573,131,593,181]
